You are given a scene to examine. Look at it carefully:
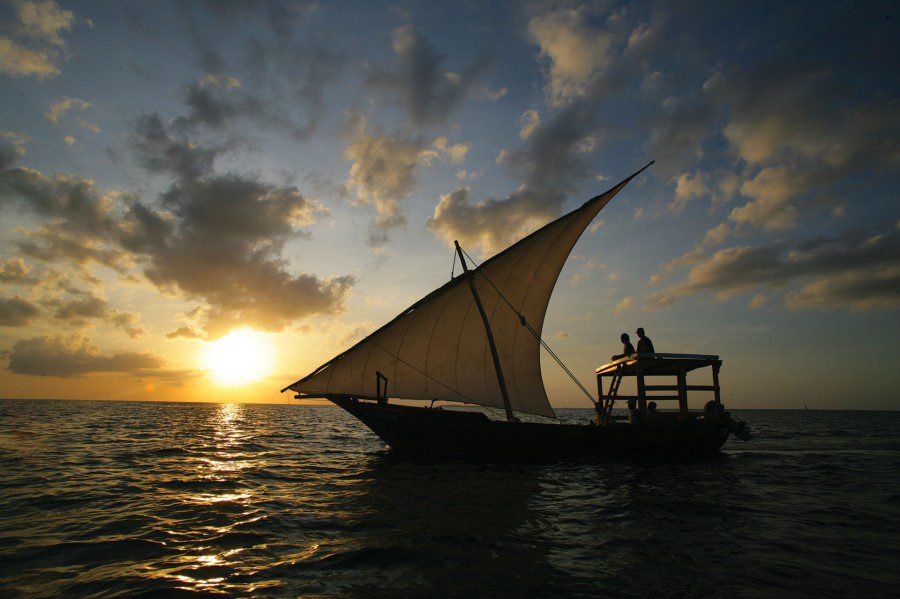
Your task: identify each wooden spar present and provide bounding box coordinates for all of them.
[712,361,722,406]
[455,240,515,423]
[677,368,688,418]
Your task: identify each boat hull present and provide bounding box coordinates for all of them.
[331,398,729,461]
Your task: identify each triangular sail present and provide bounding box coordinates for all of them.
[285,164,651,418]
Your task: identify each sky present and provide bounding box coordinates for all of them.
[0,0,898,410]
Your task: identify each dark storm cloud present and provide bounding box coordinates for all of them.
[647,225,900,311]
[6,335,162,377]
[367,24,493,127]
[0,295,41,326]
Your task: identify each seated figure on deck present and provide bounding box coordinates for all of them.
[636,327,655,353]
[611,333,635,360]
[627,398,639,424]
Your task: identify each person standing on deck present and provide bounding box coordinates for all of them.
[636,327,655,353]
[611,333,635,360]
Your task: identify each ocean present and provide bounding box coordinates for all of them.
[1,399,898,597]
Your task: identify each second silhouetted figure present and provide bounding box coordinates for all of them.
[636,327,655,353]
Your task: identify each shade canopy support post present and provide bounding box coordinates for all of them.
[712,362,722,406]
[455,240,516,423]
[677,369,688,418]
[636,363,647,411]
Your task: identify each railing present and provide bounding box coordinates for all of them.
[595,353,722,424]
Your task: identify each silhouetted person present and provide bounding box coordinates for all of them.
[611,333,635,360]
[647,401,660,419]
[627,398,639,424]
[636,327,655,353]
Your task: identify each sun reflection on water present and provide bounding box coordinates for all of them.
[164,402,267,594]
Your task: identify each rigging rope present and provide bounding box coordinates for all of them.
[371,341,478,406]
[459,247,597,406]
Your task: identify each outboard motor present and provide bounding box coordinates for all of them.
[705,400,751,441]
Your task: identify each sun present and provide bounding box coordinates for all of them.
[202,329,273,386]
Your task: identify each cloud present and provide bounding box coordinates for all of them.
[647,225,900,311]
[455,169,482,181]
[614,296,634,315]
[785,268,900,312]
[700,223,729,248]
[670,171,709,212]
[344,113,467,244]
[428,103,595,254]
[528,4,661,107]
[45,293,144,337]
[0,37,57,77]
[13,0,74,46]
[708,65,900,232]
[1,113,356,339]
[645,90,718,174]
[6,335,163,377]
[128,113,220,180]
[367,24,492,126]
[527,5,617,105]
[0,1,75,78]
[748,293,769,309]
[52,294,107,321]
[166,326,202,340]
[45,97,90,124]
[432,136,470,163]
[555,331,570,339]
[180,73,325,140]
[0,257,30,283]
[179,3,346,141]
[729,165,817,231]
[429,187,552,256]
[141,191,349,338]
[0,131,29,169]
[127,117,352,337]
[519,109,541,140]
[0,295,41,326]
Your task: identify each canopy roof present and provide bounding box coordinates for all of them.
[284,163,652,418]
[595,353,721,377]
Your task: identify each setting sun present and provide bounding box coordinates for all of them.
[201,330,272,386]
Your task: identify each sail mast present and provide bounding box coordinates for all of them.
[455,240,515,422]
[284,163,654,419]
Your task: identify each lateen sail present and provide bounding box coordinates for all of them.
[285,165,652,418]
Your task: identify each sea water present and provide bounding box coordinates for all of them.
[1,399,898,596]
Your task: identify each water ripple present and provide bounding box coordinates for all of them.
[1,400,898,596]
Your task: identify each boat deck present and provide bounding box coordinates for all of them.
[594,352,722,424]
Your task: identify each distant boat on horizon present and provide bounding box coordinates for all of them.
[282,162,749,460]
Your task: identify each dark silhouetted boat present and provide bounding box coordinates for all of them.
[282,163,748,460]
